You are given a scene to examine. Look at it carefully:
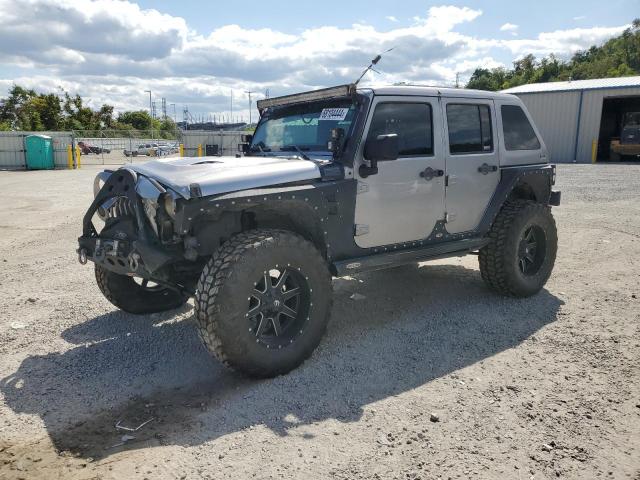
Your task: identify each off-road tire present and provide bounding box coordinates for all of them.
[95,265,188,314]
[195,229,333,378]
[479,200,557,297]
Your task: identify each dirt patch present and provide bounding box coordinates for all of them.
[0,164,639,479]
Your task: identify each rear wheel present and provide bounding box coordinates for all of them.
[95,265,188,314]
[195,229,332,378]
[479,200,557,297]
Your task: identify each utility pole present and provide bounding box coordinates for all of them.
[455,73,460,88]
[245,91,254,124]
[144,90,152,117]
[230,89,233,126]
[161,97,167,119]
[170,103,176,123]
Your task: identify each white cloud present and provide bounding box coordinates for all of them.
[500,23,519,36]
[0,0,630,119]
[573,15,586,21]
[386,16,398,22]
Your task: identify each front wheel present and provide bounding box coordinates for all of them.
[195,230,332,378]
[95,265,189,314]
[479,200,557,297]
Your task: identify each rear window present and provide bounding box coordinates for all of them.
[501,105,541,150]
[446,104,493,154]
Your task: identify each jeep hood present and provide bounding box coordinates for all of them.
[127,155,323,198]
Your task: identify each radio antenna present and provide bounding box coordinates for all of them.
[354,47,395,87]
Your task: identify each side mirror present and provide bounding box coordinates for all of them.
[239,143,250,154]
[241,134,253,143]
[364,134,399,161]
[360,134,399,178]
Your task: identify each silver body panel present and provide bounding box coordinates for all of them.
[127,155,323,199]
[353,95,446,248]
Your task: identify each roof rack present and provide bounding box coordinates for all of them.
[257,84,356,112]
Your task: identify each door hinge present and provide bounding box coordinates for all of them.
[357,181,369,194]
[354,224,370,236]
[445,212,456,223]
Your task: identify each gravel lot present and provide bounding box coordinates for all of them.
[0,164,638,480]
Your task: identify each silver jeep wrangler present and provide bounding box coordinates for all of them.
[78,84,561,377]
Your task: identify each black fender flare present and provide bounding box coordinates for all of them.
[477,164,555,235]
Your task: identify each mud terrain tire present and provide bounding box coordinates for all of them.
[195,229,332,378]
[479,200,557,297]
[95,265,188,314]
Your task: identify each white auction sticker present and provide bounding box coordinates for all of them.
[318,108,349,121]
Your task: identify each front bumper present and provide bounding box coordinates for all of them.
[77,168,173,277]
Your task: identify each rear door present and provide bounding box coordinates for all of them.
[442,98,499,234]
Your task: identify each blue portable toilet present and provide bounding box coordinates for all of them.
[25,135,55,170]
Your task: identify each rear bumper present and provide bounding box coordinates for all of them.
[549,190,561,206]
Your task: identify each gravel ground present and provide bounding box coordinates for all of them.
[0,164,638,480]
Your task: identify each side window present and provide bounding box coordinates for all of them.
[366,103,433,157]
[446,104,493,154]
[501,105,541,150]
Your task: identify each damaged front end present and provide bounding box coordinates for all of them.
[77,168,195,295]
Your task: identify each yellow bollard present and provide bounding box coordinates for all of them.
[197,144,202,157]
[76,145,82,168]
[179,143,184,157]
[591,139,597,164]
[67,144,73,169]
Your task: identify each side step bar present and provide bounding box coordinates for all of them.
[332,238,489,276]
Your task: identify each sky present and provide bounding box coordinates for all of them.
[0,0,636,123]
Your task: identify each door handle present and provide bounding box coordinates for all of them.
[478,163,498,175]
[419,167,444,181]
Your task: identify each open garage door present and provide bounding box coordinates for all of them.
[597,96,640,162]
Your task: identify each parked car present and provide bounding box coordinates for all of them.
[78,83,560,378]
[78,141,110,155]
[123,143,158,157]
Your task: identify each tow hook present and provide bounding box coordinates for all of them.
[78,248,88,265]
[128,252,141,272]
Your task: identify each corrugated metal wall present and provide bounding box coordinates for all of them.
[181,130,245,157]
[516,91,580,163]
[0,131,74,169]
[576,87,640,162]
[515,87,640,163]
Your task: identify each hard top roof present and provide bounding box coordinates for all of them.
[364,84,515,100]
[257,83,515,111]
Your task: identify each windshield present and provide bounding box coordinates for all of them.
[250,99,357,154]
[623,112,640,126]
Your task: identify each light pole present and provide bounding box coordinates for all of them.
[245,91,254,125]
[170,103,176,123]
[144,90,152,117]
[230,89,233,125]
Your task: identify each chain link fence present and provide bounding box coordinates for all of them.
[73,129,182,165]
[0,129,248,169]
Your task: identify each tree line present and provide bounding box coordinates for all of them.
[467,18,640,91]
[0,85,177,134]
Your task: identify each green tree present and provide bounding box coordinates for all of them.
[466,18,640,91]
[117,110,153,130]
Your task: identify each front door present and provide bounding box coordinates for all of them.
[441,98,500,234]
[354,97,446,248]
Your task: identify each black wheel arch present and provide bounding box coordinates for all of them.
[478,165,556,235]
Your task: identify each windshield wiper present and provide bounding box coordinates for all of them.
[281,145,311,160]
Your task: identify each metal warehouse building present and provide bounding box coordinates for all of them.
[502,76,640,163]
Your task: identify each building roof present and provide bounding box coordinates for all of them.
[501,76,640,94]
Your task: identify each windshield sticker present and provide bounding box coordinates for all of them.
[318,108,349,121]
